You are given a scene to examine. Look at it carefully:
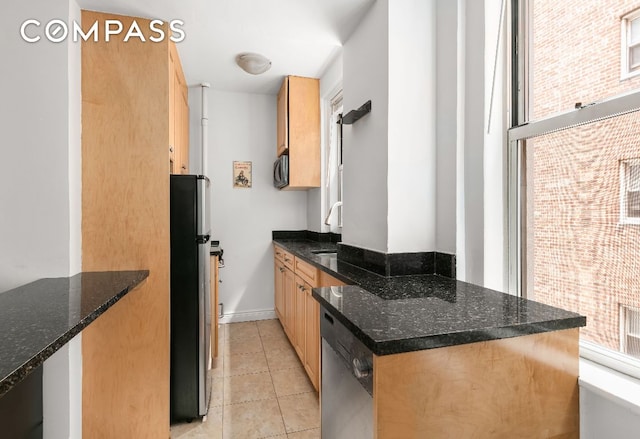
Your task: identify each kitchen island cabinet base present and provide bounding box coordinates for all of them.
[373,328,580,439]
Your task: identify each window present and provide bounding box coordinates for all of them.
[622,10,640,78]
[526,2,640,121]
[621,305,640,358]
[510,0,640,379]
[620,158,640,224]
[325,90,343,229]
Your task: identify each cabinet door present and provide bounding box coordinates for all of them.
[283,267,296,342]
[274,259,285,323]
[304,286,320,391]
[293,276,306,361]
[276,77,288,156]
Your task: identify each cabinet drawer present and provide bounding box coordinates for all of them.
[274,245,285,262]
[274,245,295,271]
[294,257,318,286]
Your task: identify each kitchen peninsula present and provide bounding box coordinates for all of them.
[273,232,586,438]
[0,271,148,437]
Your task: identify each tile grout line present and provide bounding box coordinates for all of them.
[223,320,318,438]
[259,322,291,437]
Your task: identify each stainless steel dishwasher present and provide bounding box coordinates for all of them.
[320,305,374,439]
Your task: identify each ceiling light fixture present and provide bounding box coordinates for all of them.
[235,52,272,75]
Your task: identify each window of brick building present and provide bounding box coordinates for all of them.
[525,2,640,121]
[621,305,640,358]
[510,0,640,378]
[620,159,640,223]
[622,10,640,78]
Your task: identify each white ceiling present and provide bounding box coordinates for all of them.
[76,0,375,94]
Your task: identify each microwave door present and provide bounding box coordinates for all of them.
[273,159,282,188]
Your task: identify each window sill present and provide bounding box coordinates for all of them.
[620,70,640,81]
[579,358,640,415]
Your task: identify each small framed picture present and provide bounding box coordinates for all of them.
[233,161,252,188]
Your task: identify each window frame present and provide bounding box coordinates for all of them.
[508,0,640,379]
[621,304,640,358]
[621,9,640,80]
[620,158,640,224]
[324,88,343,230]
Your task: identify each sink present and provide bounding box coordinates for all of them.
[311,249,337,255]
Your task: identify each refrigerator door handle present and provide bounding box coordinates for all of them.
[196,176,210,237]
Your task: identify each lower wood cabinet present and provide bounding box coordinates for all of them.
[274,259,285,322]
[283,266,296,342]
[210,255,220,361]
[303,287,320,388]
[273,244,347,392]
[293,275,308,361]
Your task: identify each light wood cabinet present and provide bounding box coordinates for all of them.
[210,255,220,362]
[283,266,296,341]
[81,11,177,437]
[276,79,288,156]
[373,329,580,438]
[276,76,320,189]
[303,286,320,389]
[169,43,189,174]
[274,259,285,322]
[273,244,348,391]
[293,275,308,361]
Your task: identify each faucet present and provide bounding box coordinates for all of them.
[324,201,343,226]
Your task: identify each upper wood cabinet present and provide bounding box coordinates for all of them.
[276,76,320,189]
[276,79,288,156]
[169,43,189,174]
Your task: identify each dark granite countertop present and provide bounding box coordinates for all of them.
[0,271,148,397]
[273,239,586,356]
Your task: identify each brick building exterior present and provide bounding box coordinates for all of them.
[528,0,640,355]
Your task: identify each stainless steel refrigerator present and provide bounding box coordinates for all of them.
[170,174,211,422]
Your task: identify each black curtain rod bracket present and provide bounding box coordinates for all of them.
[339,100,372,125]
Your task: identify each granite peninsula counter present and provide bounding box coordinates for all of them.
[0,270,149,398]
[272,238,585,355]
[273,235,586,438]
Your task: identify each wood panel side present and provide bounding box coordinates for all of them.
[319,271,348,287]
[276,77,289,156]
[287,76,320,188]
[81,10,170,439]
[373,329,580,439]
[211,255,219,361]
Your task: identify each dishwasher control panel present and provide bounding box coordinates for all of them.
[320,305,374,395]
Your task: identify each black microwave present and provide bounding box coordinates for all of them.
[273,154,289,188]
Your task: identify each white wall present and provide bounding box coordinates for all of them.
[0,0,72,292]
[203,90,307,320]
[0,0,83,437]
[436,0,458,254]
[387,0,437,253]
[342,0,390,253]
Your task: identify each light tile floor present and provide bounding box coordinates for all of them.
[171,319,320,439]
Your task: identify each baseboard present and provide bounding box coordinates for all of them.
[218,309,277,324]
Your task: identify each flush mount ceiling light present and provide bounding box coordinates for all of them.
[235,52,272,75]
